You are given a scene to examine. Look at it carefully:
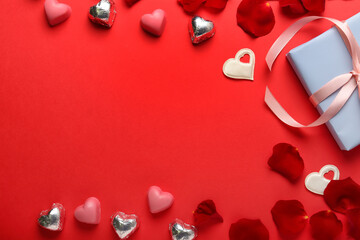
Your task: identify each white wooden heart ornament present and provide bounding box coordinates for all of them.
[305,165,340,195]
[223,48,255,80]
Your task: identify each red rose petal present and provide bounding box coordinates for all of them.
[124,0,140,6]
[178,0,206,13]
[229,219,269,240]
[346,208,360,239]
[236,0,275,38]
[279,0,308,15]
[204,0,228,10]
[268,143,304,182]
[301,0,325,12]
[193,200,223,228]
[324,177,360,213]
[271,200,308,237]
[310,210,343,240]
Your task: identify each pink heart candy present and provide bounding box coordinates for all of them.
[44,0,71,26]
[74,197,101,224]
[140,9,166,37]
[148,186,174,214]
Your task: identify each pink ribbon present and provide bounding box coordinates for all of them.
[265,16,360,128]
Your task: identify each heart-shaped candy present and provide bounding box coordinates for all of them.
[148,186,174,214]
[141,9,166,37]
[74,197,101,224]
[223,48,255,80]
[44,0,71,26]
[169,219,198,240]
[305,165,340,195]
[189,16,215,44]
[38,203,65,231]
[111,212,139,239]
[89,0,117,28]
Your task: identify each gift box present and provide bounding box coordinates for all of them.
[287,13,360,151]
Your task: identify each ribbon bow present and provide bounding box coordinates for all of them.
[265,16,360,128]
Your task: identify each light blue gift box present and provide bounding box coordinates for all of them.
[287,13,360,151]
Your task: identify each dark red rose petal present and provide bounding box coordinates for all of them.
[178,0,206,13]
[268,143,304,182]
[204,0,228,10]
[236,0,275,38]
[279,0,308,15]
[301,0,325,12]
[124,0,140,6]
[271,200,308,237]
[324,177,360,213]
[193,200,223,228]
[310,210,343,240]
[346,208,360,240]
[229,219,269,240]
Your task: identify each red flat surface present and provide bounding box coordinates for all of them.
[1,0,360,239]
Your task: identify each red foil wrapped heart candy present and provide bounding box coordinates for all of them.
[236,0,275,38]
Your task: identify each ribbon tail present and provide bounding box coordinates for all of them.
[265,79,358,128]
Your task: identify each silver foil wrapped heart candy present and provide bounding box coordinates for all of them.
[89,0,117,28]
[188,16,215,44]
[169,219,198,240]
[111,212,139,239]
[38,203,65,231]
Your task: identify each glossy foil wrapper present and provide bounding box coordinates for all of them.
[111,212,139,239]
[189,16,215,44]
[38,203,65,231]
[89,0,116,28]
[169,219,198,240]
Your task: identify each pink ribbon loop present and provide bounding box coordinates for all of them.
[265,16,360,128]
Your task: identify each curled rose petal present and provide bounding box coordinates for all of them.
[310,210,343,240]
[279,0,307,15]
[236,0,275,38]
[193,200,223,228]
[229,219,269,240]
[268,143,304,182]
[204,0,228,10]
[271,200,308,237]
[346,208,360,240]
[178,0,206,13]
[302,0,325,12]
[324,177,360,213]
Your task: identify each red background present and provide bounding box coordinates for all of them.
[1,0,360,239]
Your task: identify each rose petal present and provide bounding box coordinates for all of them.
[279,0,308,15]
[301,0,325,12]
[324,177,360,213]
[229,219,269,240]
[346,208,360,239]
[268,143,304,182]
[204,0,228,10]
[236,0,275,38]
[271,200,308,237]
[193,200,223,228]
[178,0,206,13]
[124,0,140,6]
[310,210,343,240]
